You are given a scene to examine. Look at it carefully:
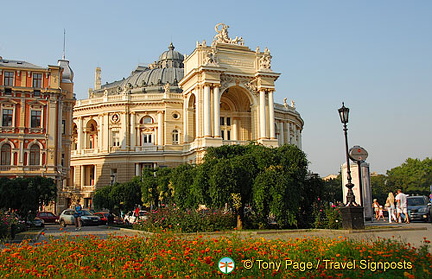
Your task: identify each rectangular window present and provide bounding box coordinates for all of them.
[32,73,42,88]
[227,130,231,140]
[62,120,65,134]
[2,109,13,126]
[143,134,152,144]
[31,110,42,128]
[226,117,231,126]
[4,72,14,86]
[220,117,224,126]
[221,130,225,140]
[112,131,120,146]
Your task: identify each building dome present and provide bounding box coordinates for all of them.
[96,43,184,95]
[158,43,184,68]
[58,59,74,83]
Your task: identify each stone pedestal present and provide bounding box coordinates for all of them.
[340,206,365,230]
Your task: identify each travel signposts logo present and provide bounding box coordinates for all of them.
[218,257,235,274]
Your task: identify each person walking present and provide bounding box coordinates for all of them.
[395,189,410,224]
[372,199,380,220]
[385,192,397,223]
[74,199,83,230]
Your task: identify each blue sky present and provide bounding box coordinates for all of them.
[1,0,431,176]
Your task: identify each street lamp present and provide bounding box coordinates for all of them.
[338,103,357,206]
[338,102,364,229]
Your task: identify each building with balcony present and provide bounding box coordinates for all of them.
[0,55,75,213]
[69,24,304,209]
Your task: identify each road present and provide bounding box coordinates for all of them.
[36,221,432,250]
[35,224,147,243]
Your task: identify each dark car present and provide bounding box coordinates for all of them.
[407,196,432,222]
[36,212,58,224]
[94,212,124,225]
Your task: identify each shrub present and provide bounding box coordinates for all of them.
[312,200,342,229]
[133,208,236,233]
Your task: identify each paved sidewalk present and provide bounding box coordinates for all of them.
[6,220,431,251]
[249,221,431,250]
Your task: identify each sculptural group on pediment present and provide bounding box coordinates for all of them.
[212,23,244,46]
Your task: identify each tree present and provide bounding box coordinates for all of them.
[0,177,56,218]
[93,177,143,214]
[386,158,432,195]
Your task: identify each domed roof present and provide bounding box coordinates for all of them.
[58,59,74,83]
[98,43,184,95]
[159,42,184,63]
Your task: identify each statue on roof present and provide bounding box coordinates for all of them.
[212,23,244,46]
[259,47,272,71]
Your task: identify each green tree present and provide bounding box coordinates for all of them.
[170,164,196,210]
[0,177,56,218]
[386,158,432,194]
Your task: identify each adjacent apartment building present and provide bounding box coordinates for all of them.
[0,55,75,213]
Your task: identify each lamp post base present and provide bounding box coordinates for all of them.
[340,206,365,230]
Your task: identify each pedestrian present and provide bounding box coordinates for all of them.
[372,199,380,220]
[74,199,83,230]
[377,205,385,221]
[385,192,397,223]
[395,189,410,224]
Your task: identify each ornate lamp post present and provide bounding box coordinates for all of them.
[338,102,364,229]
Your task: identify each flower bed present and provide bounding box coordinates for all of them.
[0,233,430,278]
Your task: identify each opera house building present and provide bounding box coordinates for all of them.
[65,24,304,209]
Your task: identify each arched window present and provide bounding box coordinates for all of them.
[141,116,153,124]
[172,130,179,144]
[29,145,40,165]
[1,144,11,165]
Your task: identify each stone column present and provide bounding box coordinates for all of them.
[279,121,284,145]
[102,113,108,151]
[183,97,188,142]
[268,91,275,139]
[130,112,136,149]
[195,90,200,138]
[203,85,211,137]
[77,117,83,152]
[157,111,164,146]
[121,113,127,149]
[80,165,85,187]
[213,86,221,137]
[259,90,267,139]
[232,118,238,140]
[135,163,140,176]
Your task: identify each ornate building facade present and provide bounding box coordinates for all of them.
[68,24,303,210]
[0,55,75,212]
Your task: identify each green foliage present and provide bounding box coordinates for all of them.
[170,164,197,210]
[0,177,56,218]
[132,208,236,233]
[312,201,342,229]
[93,177,142,213]
[321,175,343,204]
[386,157,432,194]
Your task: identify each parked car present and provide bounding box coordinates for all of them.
[25,217,44,228]
[36,212,58,224]
[407,196,432,222]
[94,212,124,225]
[124,210,149,224]
[58,209,101,227]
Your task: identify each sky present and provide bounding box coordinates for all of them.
[1,0,431,177]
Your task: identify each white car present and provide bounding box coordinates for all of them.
[58,209,101,227]
[124,210,149,224]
